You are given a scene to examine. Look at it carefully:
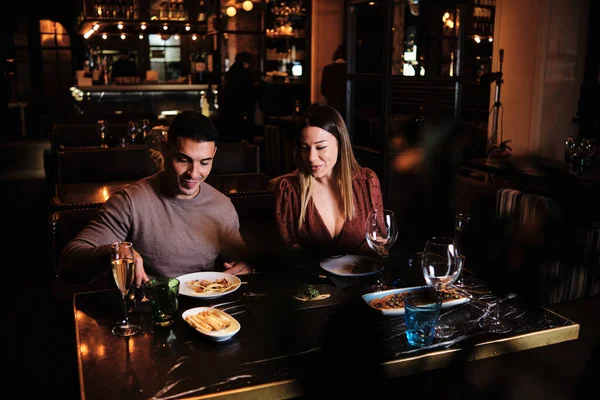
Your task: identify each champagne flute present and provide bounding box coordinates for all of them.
[421,237,462,339]
[365,209,398,291]
[111,241,141,337]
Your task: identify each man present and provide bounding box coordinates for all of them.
[111,49,139,79]
[321,44,347,120]
[58,111,252,287]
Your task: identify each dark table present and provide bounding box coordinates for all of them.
[74,255,579,399]
[51,173,273,210]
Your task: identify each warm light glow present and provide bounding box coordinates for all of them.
[117,22,124,30]
[83,29,95,39]
[242,0,253,11]
[79,343,89,357]
[120,33,126,40]
[173,33,180,40]
[368,1,375,5]
[474,35,481,43]
[93,24,100,31]
[163,23,168,30]
[192,34,197,41]
[97,345,105,357]
[445,20,454,29]
[140,22,147,30]
[488,37,493,42]
[139,33,144,39]
[226,6,237,17]
[101,33,108,40]
[185,23,191,31]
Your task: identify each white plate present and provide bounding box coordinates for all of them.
[362,286,471,316]
[177,271,242,299]
[182,307,241,342]
[319,255,379,277]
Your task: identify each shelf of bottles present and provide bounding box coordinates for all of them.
[150,0,189,21]
[264,0,309,82]
[471,0,495,37]
[92,0,139,20]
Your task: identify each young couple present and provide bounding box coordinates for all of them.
[58,104,384,285]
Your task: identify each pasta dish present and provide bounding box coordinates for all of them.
[370,288,464,310]
[187,278,238,294]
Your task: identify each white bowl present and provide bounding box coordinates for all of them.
[182,307,241,342]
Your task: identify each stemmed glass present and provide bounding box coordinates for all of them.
[97,120,108,148]
[421,236,462,339]
[127,121,140,145]
[478,245,513,334]
[453,213,471,288]
[111,241,141,337]
[365,209,398,291]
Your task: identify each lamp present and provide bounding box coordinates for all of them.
[242,1,253,11]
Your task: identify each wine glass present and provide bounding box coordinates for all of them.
[453,213,471,288]
[365,209,398,291]
[421,236,462,339]
[127,120,140,145]
[97,120,108,148]
[478,244,513,334]
[111,241,141,337]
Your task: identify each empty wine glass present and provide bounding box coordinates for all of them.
[97,120,108,148]
[111,241,141,337]
[365,209,398,291]
[421,236,462,339]
[453,213,471,288]
[127,120,140,145]
[478,245,512,334]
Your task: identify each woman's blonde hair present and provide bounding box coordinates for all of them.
[289,103,360,228]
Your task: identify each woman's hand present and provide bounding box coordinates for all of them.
[223,261,253,275]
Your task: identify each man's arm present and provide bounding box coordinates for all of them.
[57,190,133,283]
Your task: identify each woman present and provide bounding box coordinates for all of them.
[271,103,384,257]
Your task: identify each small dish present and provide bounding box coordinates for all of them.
[182,307,241,342]
[362,286,470,316]
[319,254,379,277]
[177,271,242,299]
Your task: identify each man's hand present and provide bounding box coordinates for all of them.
[223,261,253,275]
[133,249,150,287]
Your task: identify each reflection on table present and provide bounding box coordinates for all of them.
[74,254,579,400]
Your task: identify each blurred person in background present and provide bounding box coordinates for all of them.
[111,48,139,79]
[321,44,347,121]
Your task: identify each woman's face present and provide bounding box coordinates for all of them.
[299,126,339,180]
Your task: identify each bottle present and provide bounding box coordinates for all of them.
[198,0,207,25]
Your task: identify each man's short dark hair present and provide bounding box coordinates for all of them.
[168,111,219,145]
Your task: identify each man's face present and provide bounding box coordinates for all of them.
[162,137,217,200]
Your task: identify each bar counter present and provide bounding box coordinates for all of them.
[75,84,213,93]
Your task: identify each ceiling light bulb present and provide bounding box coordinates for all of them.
[185,23,191,31]
[226,6,237,17]
[139,33,144,39]
[101,33,107,39]
[120,33,126,40]
[163,24,168,30]
[140,23,147,30]
[117,23,124,30]
[192,34,197,41]
[242,1,253,11]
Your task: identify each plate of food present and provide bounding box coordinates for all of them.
[182,307,241,342]
[177,271,242,299]
[362,286,470,316]
[319,255,379,277]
